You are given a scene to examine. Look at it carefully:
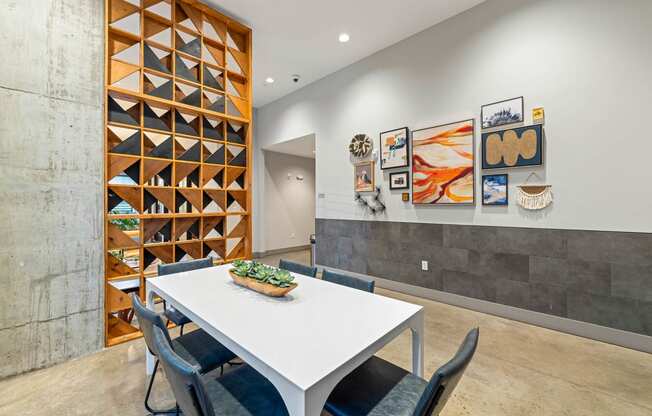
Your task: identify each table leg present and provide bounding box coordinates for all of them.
[410,310,425,377]
[145,284,156,375]
[271,377,333,416]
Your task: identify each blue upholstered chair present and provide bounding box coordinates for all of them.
[324,328,479,416]
[152,326,289,416]
[158,257,213,335]
[322,269,375,293]
[279,259,318,277]
[131,293,236,415]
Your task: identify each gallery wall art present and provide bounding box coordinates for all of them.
[389,171,409,190]
[481,96,524,129]
[354,161,375,192]
[482,124,543,169]
[349,134,373,158]
[482,174,508,205]
[411,119,475,204]
[380,127,409,169]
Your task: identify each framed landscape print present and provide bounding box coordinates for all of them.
[481,96,524,129]
[354,161,375,192]
[389,171,409,190]
[380,127,409,169]
[482,174,508,205]
[411,119,475,205]
[482,124,543,169]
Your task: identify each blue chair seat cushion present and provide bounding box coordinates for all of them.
[171,329,236,373]
[204,364,289,416]
[164,306,192,326]
[325,356,427,416]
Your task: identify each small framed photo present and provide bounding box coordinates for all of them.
[402,192,410,202]
[380,127,409,169]
[389,171,409,190]
[482,174,508,206]
[481,96,524,129]
[354,161,375,192]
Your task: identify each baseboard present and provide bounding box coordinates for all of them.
[253,244,311,259]
[317,264,652,354]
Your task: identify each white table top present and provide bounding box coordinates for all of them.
[147,264,423,391]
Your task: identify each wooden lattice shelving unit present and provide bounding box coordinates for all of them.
[104,0,252,346]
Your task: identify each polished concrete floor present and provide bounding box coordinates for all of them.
[1,250,652,415]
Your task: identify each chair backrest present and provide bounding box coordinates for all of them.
[279,259,318,278]
[130,293,172,357]
[153,326,215,416]
[322,269,375,293]
[413,328,479,416]
[158,257,213,276]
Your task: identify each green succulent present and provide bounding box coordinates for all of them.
[268,269,295,288]
[232,260,252,277]
[230,260,296,288]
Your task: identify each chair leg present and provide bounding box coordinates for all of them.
[144,359,178,415]
[179,324,184,336]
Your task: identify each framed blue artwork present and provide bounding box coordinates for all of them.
[482,124,543,169]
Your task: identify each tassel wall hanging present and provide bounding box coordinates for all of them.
[517,172,552,210]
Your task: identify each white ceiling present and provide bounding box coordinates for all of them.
[264,134,315,159]
[204,0,485,107]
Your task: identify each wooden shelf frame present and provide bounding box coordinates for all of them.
[104,0,253,347]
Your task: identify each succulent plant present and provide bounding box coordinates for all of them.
[232,260,252,277]
[230,260,296,288]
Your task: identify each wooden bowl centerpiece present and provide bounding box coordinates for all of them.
[229,260,298,297]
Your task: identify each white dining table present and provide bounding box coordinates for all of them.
[145,264,424,416]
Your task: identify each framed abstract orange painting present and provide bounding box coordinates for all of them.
[411,119,475,205]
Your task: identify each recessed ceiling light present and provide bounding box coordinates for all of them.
[338,33,350,43]
[265,77,275,84]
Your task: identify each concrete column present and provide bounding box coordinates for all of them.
[0,0,104,378]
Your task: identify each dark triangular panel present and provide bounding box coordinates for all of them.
[175,112,198,136]
[188,167,200,187]
[108,190,122,212]
[182,89,201,107]
[207,95,225,113]
[203,67,223,90]
[124,162,140,184]
[206,148,225,165]
[178,141,202,162]
[111,132,140,155]
[148,137,173,159]
[108,95,139,126]
[203,118,223,140]
[226,123,245,144]
[144,191,157,209]
[144,103,171,131]
[178,38,201,57]
[156,165,172,185]
[144,44,170,74]
[229,149,246,167]
[148,80,173,100]
[235,171,245,188]
[175,55,197,82]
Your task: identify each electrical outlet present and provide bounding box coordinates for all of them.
[421,260,428,271]
[290,233,295,239]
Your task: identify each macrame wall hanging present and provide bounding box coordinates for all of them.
[354,187,386,215]
[517,172,553,210]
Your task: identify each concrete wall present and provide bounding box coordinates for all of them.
[317,219,652,340]
[260,151,315,253]
[0,0,104,378]
[255,0,652,233]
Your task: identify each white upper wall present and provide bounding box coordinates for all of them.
[254,0,652,234]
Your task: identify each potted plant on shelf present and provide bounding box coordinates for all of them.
[229,260,297,297]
